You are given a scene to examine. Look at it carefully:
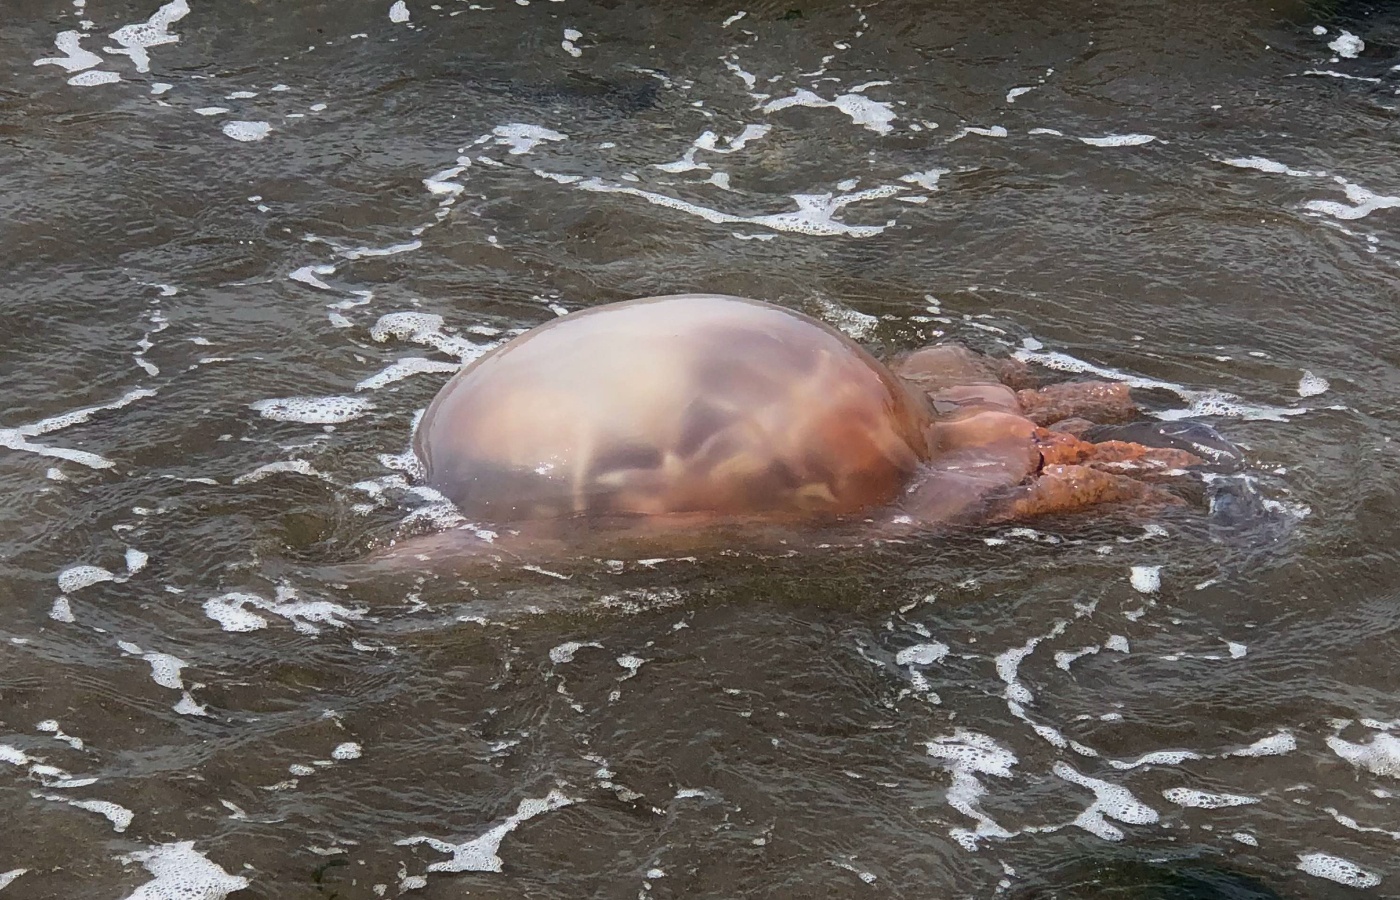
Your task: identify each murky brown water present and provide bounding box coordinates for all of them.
[3,0,1400,897]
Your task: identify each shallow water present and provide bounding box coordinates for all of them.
[3,0,1400,896]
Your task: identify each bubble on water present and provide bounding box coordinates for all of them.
[1129,565,1161,593]
[1296,852,1380,888]
[1161,787,1259,808]
[763,88,897,134]
[250,395,374,424]
[1327,731,1400,778]
[561,28,582,57]
[1227,730,1296,757]
[390,1,411,23]
[34,31,102,72]
[490,123,567,155]
[1328,30,1364,59]
[1298,370,1329,397]
[617,655,646,679]
[1304,179,1400,221]
[1219,156,1326,177]
[222,120,271,142]
[357,357,462,391]
[948,125,1008,141]
[107,0,190,74]
[1054,762,1159,841]
[125,548,149,575]
[204,588,365,635]
[899,168,949,191]
[50,596,76,623]
[895,642,948,667]
[332,742,362,760]
[142,651,185,689]
[1079,133,1156,147]
[40,795,133,832]
[1233,831,1259,846]
[550,641,601,664]
[57,565,119,594]
[369,312,485,363]
[926,729,1018,849]
[67,70,121,86]
[813,297,878,339]
[232,459,328,484]
[538,169,904,237]
[1107,748,1202,770]
[118,840,249,900]
[396,789,575,875]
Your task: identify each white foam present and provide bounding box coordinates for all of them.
[194,107,230,116]
[1161,787,1259,808]
[1129,565,1161,593]
[1327,731,1400,778]
[1328,30,1364,59]
[143,652,185,690]
[106,0,189,74]
[1301,69,1381,82]
[561,28,581,57]
[1079,134,1156,147]
[396,789,574,874]
[926,729,1018,849]
[895,642,948,666]
[36,720,83,750]
[50,596,75,623]
[125,548,149,575]
[389,1,411,23]
[1107,749,1202,770]
[222,121,271,142]
[232,459,327,484]
[489,124,566,155]
[1304,178,1400,221]
[1227,730,1296,757]
[948,125,1007,141]
[356,357,461,391]
[1012,346,1305,422]
[35,31,103,72]
[250,395,373,424]
[899,168,949,191]
[203,588,364,635]
[1297,370,1329,397]
[332,742,362,760]
[1054,762,1159,841]
[1220,156,1325,178]
[763,88,896,134]
[722,11,746,26]
[0,387,154,469]
[69,71,122,88]
[338,240,422,260]
[41,794,133,831]
[549,641,601,664]
[370,311,486,363]
[0,870,25,891]
[995,621,1065,706]
[118,841,249,900]
[1297,852,1380,888]
[1006,86,1033,102]
[58,565,118,593]
[537,170,903,237]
